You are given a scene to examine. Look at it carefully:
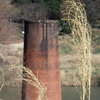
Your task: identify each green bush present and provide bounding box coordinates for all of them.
[59,20,72,35]
[13,0,31,4]
[31,0,66,19]
[93,48,100,54]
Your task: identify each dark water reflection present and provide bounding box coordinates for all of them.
[62,86,100,100]
[0,86,100,100]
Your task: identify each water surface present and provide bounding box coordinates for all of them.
[0,86,100,100]
[62,86,100,100]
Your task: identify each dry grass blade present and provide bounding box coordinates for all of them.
[18,66,47,100]
[0,45,47,100]
[5,64,47,100]
[61,0,92,100]
[0,67,4,92]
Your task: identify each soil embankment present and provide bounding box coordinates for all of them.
[0,42,100,86]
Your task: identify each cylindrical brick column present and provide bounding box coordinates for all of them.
[22,20,61,100]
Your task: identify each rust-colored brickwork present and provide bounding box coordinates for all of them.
[22,20,61,100]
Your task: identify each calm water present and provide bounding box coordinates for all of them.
[0,86,100,100]
[0,87,21,100]
[62,86,100,100]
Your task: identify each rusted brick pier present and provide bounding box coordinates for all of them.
[22,20,61,100]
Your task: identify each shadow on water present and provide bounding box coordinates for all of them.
[0,86,100,100]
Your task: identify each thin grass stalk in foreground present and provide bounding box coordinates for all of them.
[18,66,47,100]
[61,0,92,100]
[0,67,4,92]
[0,52,47,100]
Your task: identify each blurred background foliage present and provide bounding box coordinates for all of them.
[0,0,100,42]
[9,0,100,35]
